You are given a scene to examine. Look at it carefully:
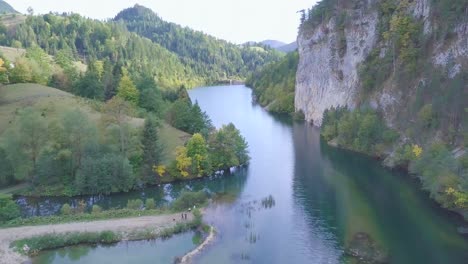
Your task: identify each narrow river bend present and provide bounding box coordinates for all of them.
[31,85,468,264]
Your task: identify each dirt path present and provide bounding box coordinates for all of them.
[0,212,193,264]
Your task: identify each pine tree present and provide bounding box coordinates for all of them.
[141,117,161,184]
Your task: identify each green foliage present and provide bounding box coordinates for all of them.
[1,107,48,182]
[208,123,250,170]
[167,96,212,135]
[246,52,298,114]
[141,117,162,184]
[2,208,166,228]
[417,104,434,128]
[0,147,15,187]
[322,107,398,155]
[60,204,72,216]
[76,154,135,195]
[115,5,283,83]
[72,68,104,100]
[172,190,208,211]
[0,194,20,222]
[92,205,102,214]
[145,198,155,210]
[117,70,139,104]
[409,143,467,209]
[186,133,211,176]
[126,199,143,210]
[7,13,199,89]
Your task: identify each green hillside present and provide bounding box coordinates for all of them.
[115,5,283,83]
[246,52,298,114]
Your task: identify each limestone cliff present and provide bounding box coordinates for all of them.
[295,0,467,130]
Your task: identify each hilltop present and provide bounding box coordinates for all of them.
[0,0,17,14]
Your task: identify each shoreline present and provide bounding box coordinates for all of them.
[324,139,468,226]
[178,226,215,263]
[0,212,197,264]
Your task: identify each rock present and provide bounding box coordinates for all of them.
[345,232,389,264]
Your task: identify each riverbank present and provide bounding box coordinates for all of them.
[325,138,468,224]
[0,212,196,264]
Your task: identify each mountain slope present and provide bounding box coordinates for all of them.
[0,0,17,14]
[260,40,287,49]
[277,42,297,53]
[1,12,201,89]
[114,5,283,83]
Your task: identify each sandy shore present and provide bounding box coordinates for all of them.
[0,212,193,264]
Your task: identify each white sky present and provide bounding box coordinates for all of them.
[10,0,318,44]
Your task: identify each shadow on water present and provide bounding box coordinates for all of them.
[16,168,249,217]
[291,122,468,264]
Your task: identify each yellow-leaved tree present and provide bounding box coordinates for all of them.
[117,69,139,104]
[175,146,191,177]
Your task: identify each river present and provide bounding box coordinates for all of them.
[29,85,468,264]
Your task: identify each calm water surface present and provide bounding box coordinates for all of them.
[23,85,468,264]
[32,231,197,264]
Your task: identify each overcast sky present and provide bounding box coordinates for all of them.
[10,0,318,44]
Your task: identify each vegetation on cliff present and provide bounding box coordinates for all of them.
[115,5,284,84]
[246,52,298,114]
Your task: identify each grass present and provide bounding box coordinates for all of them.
[0,84,186,147]
[0,45,25,62]
[0,14,26,28]
[159,122,191,164]
[0,183,29,195]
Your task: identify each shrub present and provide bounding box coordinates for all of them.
[172,191,208,210]
[145,198,156,210]
[60,204,72,216]
[127,199,143,210]
[91,205,102,214]
[0,194,20,222]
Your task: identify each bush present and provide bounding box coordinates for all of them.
[92,205,102,214]
[172,191,208,211]
[60,204,72,215]
[0,194,20,222]
[145,198,156,210]
[127,199,143,210]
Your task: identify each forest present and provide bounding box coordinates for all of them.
[246,51,298,114]
[114,5,284,84]
[0,8,252,196]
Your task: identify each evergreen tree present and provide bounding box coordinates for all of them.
[141,117,162,184]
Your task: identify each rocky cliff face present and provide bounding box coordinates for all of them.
[295,0,468,128]
[296,1,378,126]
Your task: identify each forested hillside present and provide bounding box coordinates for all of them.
[0,13,201,89]
[0,6,251,197]
[246,52,298,114]
[114,5,283,83]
